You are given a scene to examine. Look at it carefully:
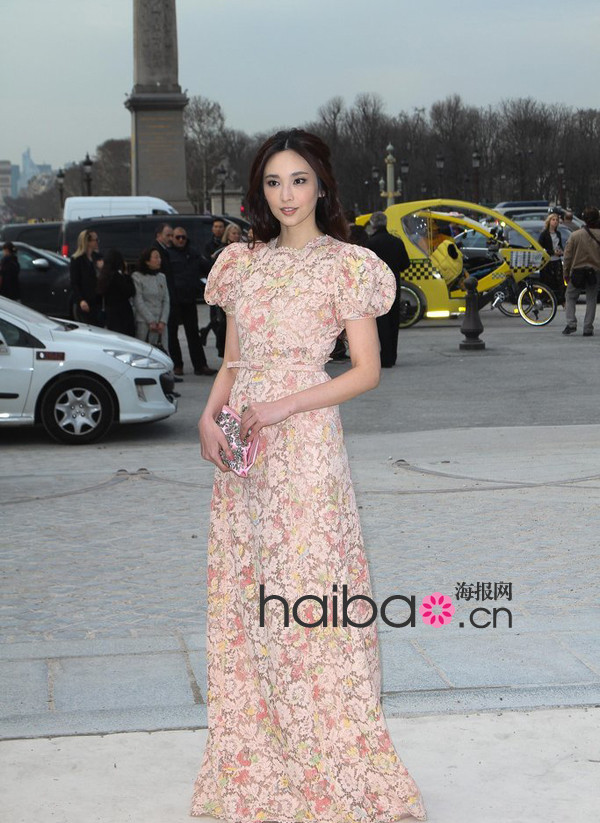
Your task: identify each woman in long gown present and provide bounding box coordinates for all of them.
[192,129,427,822]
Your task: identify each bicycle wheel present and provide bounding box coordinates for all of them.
[517,282,557,326]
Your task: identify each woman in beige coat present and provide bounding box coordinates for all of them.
[131,248,170,348]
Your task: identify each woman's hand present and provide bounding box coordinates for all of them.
[199,413,233,473]
[79,300,89,313]
[157,321,165,332]
[239,398,293,443]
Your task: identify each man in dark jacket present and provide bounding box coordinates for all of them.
[168,228,217,376]
[562,207,600,336]
[151,223,174,289]
[367,212,410,367]
[200,218,227,351]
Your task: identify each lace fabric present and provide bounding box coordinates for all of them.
[191,236,427,821]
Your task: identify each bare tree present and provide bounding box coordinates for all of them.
[184,96,226,211]
[93,139,131,195]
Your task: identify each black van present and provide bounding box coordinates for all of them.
[0,221,61,253]
[60,214,217,264]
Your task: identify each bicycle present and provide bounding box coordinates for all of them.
[490,275,557,326]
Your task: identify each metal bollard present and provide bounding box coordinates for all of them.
[459,276,485,350]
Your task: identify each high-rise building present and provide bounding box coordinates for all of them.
[0,161,12,207]
[19,147,52,193]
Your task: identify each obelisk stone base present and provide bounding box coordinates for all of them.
[127,94,193,213]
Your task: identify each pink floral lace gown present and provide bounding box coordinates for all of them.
[191,235,427,822]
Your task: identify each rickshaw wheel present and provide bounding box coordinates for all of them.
[398,281,426,329]
[517,282,557,326]
[495,284,521,317]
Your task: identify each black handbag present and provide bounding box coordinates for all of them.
[570,267,596,289]
[570,228,600,288]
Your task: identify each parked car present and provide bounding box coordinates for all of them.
[10,242,72,317]
[0,296,177,444]
[0,221,61,252]
[504,219,574,248]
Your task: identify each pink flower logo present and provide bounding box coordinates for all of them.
[419,592,455,626]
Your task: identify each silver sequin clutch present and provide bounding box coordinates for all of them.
[215,405,260,477]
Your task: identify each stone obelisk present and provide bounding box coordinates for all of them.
[125,0,193,212]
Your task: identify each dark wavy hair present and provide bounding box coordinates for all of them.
[246,129,349,243]
[97,248,125,295]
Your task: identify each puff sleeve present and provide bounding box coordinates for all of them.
[204,244,240,316]
[334,246,397,324]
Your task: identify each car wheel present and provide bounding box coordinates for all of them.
[40,375,115,444]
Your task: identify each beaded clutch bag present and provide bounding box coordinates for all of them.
[215,405,260,477]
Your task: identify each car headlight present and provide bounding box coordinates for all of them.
[103,349,165,369]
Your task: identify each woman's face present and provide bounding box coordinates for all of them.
[549,215,559,230]
[87,233,99,249]
[227,225,241,244]
[263,149,320,231]
[147,250,162,270]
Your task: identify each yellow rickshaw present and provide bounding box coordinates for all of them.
[357,199,554,328]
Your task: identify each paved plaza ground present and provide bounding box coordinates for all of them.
[1,305,599,822]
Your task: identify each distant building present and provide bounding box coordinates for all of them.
[11,165,19,198]
[0,161,12,207]
[19,147,52,193]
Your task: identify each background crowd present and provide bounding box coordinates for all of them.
[3,205,600,370]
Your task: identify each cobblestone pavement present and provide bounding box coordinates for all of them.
[1,307,599,739]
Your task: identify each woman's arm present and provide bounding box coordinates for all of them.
[239,317,381,442]
[198,313,240,471]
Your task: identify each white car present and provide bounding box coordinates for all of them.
[0,297,177,444]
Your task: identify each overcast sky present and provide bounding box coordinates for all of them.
[3,0,600,170]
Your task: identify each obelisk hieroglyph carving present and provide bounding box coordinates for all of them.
[125,0,192,212]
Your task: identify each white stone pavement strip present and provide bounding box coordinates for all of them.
[0,708,598,823]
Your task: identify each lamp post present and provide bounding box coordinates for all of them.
[216,163,227,214]
[400,159,409,201]
[82,153,93,196]
[56,168,65,209]
[371,165,379,211]
[421,182,428,198]
[472,150,481,203]
[384,143,396,208]
[436,154,445,197]
[557,160,565,207]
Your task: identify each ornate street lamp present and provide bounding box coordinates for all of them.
[371,165,379,211]
[472,150,481,203]
[56,168,65,208]
[216,163,227,214]
[82,153,93,196]
[383,143,397,208]
[400,159,409,201]
[436,154,445,197]
[557,160,565,207]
